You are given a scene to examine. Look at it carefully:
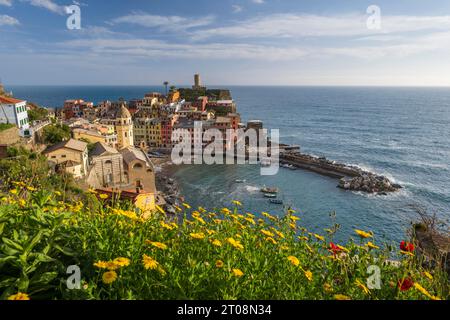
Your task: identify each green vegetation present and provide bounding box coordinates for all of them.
[0,156,448,300]
[27,106,49,123]
[178,88,232,102]
[0,123,15,132]
[42,124,70,145]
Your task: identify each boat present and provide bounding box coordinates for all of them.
[235,179,246,183]
[269,199,283,205]
[261,187,278,194]
[263,193,277,198]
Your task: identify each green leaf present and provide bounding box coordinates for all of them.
[30,272,58,286]
[2,237,23,252]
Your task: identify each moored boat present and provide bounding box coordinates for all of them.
[269,199,283,205]
[261,187,278,194]
[263,193,277,198]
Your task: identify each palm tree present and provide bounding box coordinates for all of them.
[163,81,169,96]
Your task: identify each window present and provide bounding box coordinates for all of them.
[132,163,143,170]
[105,160,112,165]
[62,155,67,158]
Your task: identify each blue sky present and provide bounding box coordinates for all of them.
[1,0,450,86]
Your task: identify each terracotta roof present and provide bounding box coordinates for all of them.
[0,95,25,104]
[43,138,88,154]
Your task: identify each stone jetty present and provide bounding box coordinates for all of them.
[280,151,401,194]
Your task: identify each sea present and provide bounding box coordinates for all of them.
[9,85,450,243]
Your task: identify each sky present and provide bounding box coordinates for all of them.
[1,0,450,86]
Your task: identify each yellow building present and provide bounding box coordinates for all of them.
[42,139,89,178]
[115,103,134,149]
[72,128,117,148]
[133,116,162,148]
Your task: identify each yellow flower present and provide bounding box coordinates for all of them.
[99,194,108,199]
[289,223,297,229]
[287,255,300,267]
[93,260,109,269]
[9,189,18,195]
[190,232,206,240]
[142,254,159,270]
[227,237,244,250]
[313,234,325,241]
[334,294,351,300]
[182,203,191,209]
[193,215,206,225]
[221,207,231,215]
[112,257,130,267]
[7,292,30,300]
[305,244,314,254]
[288,209,296,214]
[146,241,168,250]
[423,271,433,280]
[298,236,309,241]
[232,268,244,277]
[337,244,350,253]
[355,229,373,239]
[26,186,36,192]
[174,205,182,212]
[244,217,256,225]
[289,215,300,221]
[102,271,117,284]
[232,200,242,206]
[304,270,313,282]
[216,260,224,268]
[246,213,255,218]
[260,229,275,237]
[211,239,222,247]
[413,283,441,300]
[155,205,166,214]
[355,279,370,295]
[323,283,333,292]
[265,237,277,244]
[198,206,207,212]
[54,190,62,196]
[366,242,379,250]
[160,221,175,230]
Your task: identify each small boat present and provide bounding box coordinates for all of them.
[269,199,283,205]
[261,187,278,194]
[235,179,246,183]
[264,193,277,198]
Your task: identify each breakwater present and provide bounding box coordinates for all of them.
[280,151,402,194]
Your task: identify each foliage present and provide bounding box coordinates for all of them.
[0,123,15,132]
[27,107,49,123]
[0,186,448,300]
[42,124,70,145]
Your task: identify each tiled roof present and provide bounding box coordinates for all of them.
[90,142,119,157]
[43,138,87,154]
[0,95,25,104]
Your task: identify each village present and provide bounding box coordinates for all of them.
[0,74,263,214]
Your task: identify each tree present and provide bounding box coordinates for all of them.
[42,124,71,145]
[28,107,49,123]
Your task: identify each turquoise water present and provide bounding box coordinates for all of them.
[10,85,450,242]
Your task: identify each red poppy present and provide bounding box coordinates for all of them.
[400,241,415,252]
[329,242,341,255]
[398,277,414,291]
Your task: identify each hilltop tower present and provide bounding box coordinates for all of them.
[192,74,205,90]
[115,103,134,149]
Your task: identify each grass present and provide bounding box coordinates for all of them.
[0,184,448,300]
[0,123,15,132]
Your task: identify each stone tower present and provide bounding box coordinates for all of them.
[115,103,134,149]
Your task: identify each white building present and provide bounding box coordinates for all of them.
[0,96,30,136]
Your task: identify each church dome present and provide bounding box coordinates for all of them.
[115,103,131,119]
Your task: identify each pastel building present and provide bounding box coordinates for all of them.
[0,96,30,136]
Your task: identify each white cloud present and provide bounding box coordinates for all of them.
[252,0,264,4]
[191,13,450,40]
[0,14,19,26]
[0,0,12,7]
[111,12,214,32]
[232,5,243,13]
[25,0,67,15]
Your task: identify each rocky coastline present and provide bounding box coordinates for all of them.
[280,151,402,194]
